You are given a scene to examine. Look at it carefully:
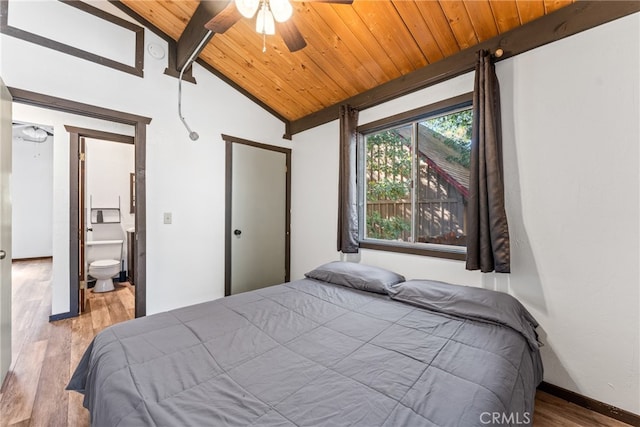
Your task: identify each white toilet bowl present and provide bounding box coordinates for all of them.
[89,259,120,293]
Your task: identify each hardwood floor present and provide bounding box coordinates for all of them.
[533,392,632,427]
[1,259,134,427]
[0,259,633,426]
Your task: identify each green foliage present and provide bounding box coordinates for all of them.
[367,180,409,201]
[366,129,411,201]
[366,211,411,240]
[423,109,472,168]
[364,110,473,241]
[427,109,473,142]
[366,129,412,240]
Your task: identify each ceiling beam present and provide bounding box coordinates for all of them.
[288,0,640,137]
[169,0,291,133]
[109,0,289,128]
[175,1,228,71]
[110,1,227,80]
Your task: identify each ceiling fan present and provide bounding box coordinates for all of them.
[12,122,53,143]
[205,0,353,53]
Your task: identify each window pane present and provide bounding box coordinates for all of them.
[416,109,471,246]
[365,125,413,242]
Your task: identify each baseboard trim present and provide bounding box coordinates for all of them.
[12,256,53,262]
[538,381,639,426]
[49,311,77,322]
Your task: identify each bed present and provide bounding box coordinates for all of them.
[68,262,543,426]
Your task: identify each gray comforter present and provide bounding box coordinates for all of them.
[68,278,542,426]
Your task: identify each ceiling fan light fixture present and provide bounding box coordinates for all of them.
[256,2,275,35]
[270,0,293,23]
[21,126,48,143]
[235,0,260,19]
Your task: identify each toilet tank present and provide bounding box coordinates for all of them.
[86,239,123,264]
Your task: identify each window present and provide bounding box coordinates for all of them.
[358,94,472,259]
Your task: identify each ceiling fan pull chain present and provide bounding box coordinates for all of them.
[263,32,267,53]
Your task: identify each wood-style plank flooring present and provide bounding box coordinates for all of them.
[0,259,632,426]
[1,259,133,426]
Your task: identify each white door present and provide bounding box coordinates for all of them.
[230,143,287,295]
[0,78,13,384]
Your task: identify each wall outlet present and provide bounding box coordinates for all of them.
[163,212,172,224]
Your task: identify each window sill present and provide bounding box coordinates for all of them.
[359,240,466,261]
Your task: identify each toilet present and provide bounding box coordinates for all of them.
[86,239,124,293]
[89,259,121,292]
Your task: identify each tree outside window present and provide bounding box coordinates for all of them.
[364,107,472,248]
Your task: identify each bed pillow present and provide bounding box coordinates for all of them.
[305,261,405,294]
[388,279,540,350]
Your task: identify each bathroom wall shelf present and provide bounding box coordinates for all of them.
[90,196,121,224]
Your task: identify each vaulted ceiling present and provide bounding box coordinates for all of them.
[115,0,628,132]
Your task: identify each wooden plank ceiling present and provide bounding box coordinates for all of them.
[121,0,575,121]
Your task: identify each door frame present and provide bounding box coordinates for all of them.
[67,127,135,314]
[222,134,291,297]
[8,87,151,319]
[79,136,86,311]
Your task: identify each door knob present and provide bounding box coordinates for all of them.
[234,229,242,236]
[0,250,6,260]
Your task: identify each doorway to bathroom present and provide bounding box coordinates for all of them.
[9,88,150,320]
[76,131,135,312]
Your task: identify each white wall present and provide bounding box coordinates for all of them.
[291,14,640,414]
[11,132,53,258]
[1,0,290,315]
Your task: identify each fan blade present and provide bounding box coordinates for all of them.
[204,2,242,34]
[277,20,307,52]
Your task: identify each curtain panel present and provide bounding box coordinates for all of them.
[337,105,359,253]
[466,50,511,273]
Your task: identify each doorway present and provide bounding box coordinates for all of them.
[75,132,135,312]
[11,121,54,261]
[223,134,291,296]
[9,88,150,319]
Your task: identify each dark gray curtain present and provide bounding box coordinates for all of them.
[466,50,510,273]
[337,105,359,253]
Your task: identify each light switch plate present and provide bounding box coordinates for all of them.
[163,212,172,224]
